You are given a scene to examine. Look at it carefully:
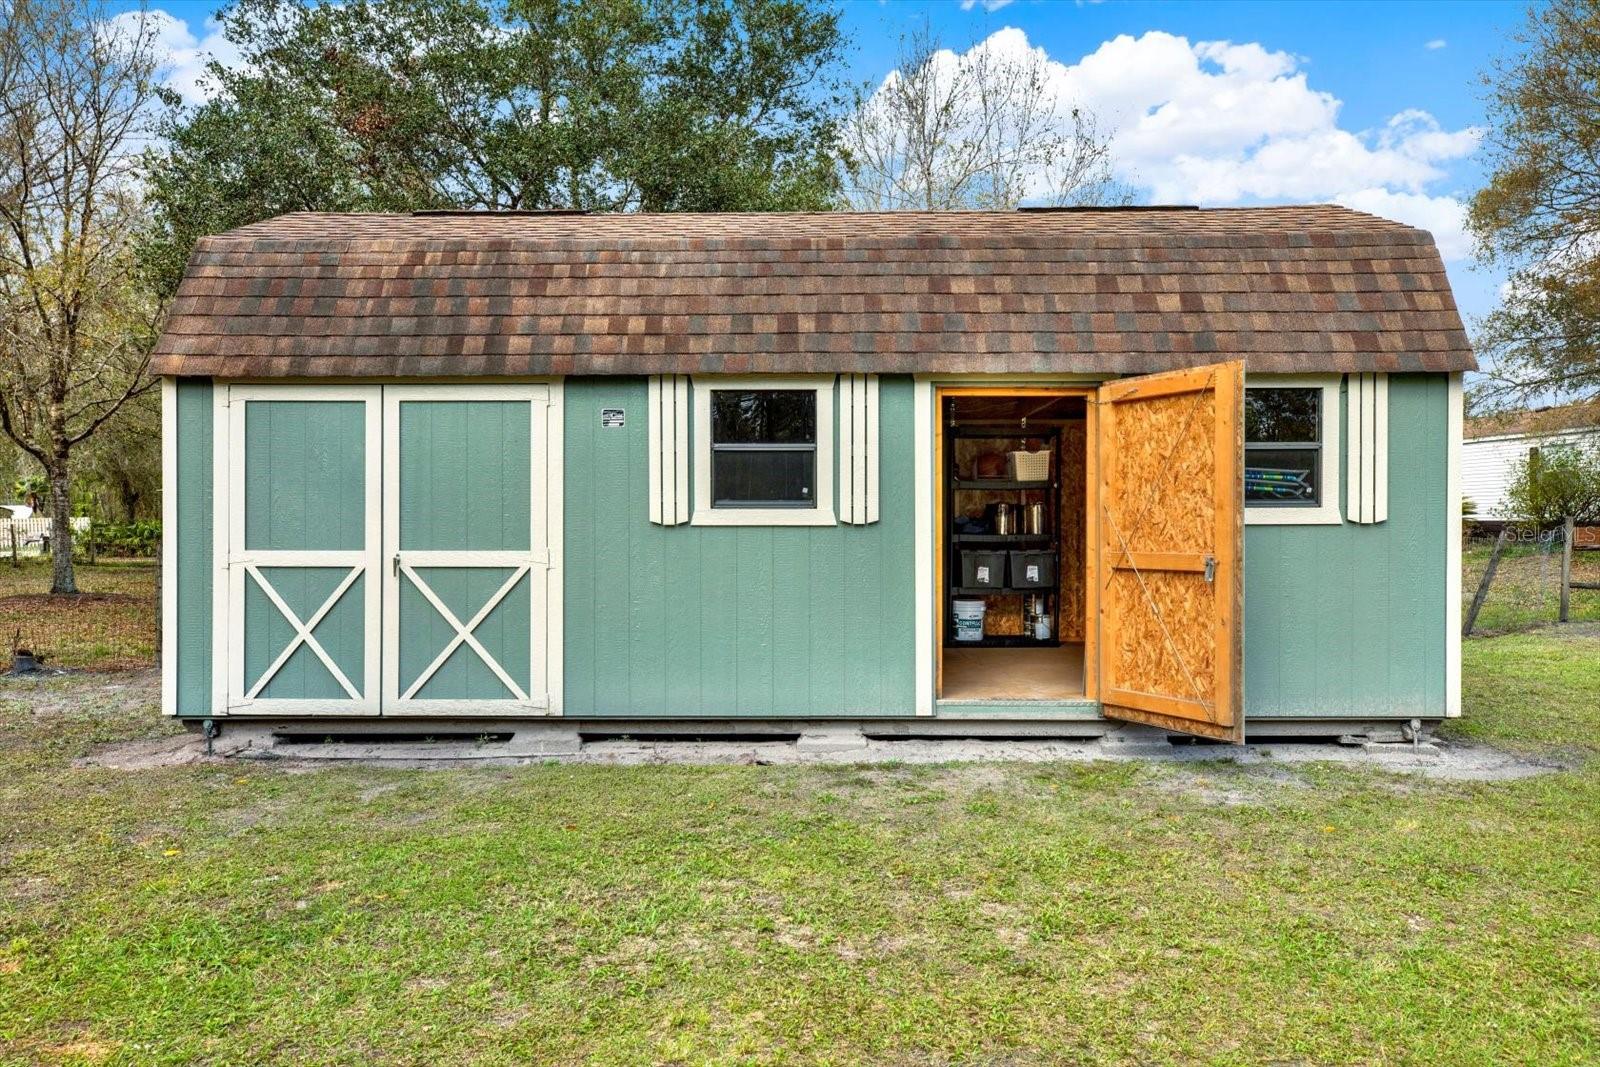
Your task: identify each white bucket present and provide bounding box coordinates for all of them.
[952,599,986,642]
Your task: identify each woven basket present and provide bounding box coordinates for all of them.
[1007,450,1050,482]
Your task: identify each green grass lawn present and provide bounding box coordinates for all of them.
[2,638,1598,1065]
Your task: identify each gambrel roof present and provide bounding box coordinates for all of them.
[150,205,1476,378]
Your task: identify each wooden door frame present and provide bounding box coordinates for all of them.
[932,384,1099,702]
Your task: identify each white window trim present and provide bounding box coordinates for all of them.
[1244,373,1343,527]
[691,375,836,527]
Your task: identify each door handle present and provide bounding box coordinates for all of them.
[1203,556,1216,583]
[392,553,400,576]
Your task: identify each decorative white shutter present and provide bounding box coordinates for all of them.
[1346,372,1388,524]
[838,373,879,525]
[648,375,690,525]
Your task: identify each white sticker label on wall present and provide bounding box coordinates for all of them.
[601,408,625,428]
[977,565,991,583]
[1026,565,1040,582]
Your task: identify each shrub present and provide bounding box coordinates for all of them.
[91,520,161,557]
[1503,442,1600,529]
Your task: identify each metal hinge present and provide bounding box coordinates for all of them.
[1203,556,1216,583]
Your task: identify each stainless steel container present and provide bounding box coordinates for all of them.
[992,503,1015,536]
[1022,502,1046,535]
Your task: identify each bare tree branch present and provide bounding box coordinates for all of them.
[0,0,161,593]
[841,25,1128,212]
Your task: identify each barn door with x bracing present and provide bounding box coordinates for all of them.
[383,386,551,715]
[1096,361,1245,743]
[225,386,383,714]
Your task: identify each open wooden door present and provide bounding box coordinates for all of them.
[1097,361,1244,742]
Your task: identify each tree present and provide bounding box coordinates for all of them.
[141,0,850,297]
[1468,0,1600,406]
[842,25,1127,211]
[77,388,159,522]
[0,0,163,593]
[1503,442,1600,529]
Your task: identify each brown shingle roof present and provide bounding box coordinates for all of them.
[150,206,1476,378]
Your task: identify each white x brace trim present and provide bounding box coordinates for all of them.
[243,564,364,701]
[399,563,532,702]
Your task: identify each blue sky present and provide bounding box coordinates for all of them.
[130,0,1529,328]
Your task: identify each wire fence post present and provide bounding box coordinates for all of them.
[1559,516,1575,624]
[1463,527,1509,637]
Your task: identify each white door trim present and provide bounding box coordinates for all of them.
[222,384,383,715]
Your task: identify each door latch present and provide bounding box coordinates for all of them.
[1203,556,1217,583]
[392,553,400,576]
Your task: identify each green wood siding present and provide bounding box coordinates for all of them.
[564,376,917,718]
[174,379,213,716]
[1243,374,1448,718]
[244,401,366,551]
[170,374,1449,722]
[398,400,531,551]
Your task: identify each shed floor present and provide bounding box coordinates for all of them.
[941,644,1085,701]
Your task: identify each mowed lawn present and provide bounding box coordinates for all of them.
[1,639,1597,1065]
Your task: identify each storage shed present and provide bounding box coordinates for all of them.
[154,207,1474,742]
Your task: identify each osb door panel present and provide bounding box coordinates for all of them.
[1097,362,1244,742]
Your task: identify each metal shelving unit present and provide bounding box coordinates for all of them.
[944,426,1060,649]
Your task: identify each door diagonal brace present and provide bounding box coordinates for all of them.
[399,563,531,702]
[244,564,364,701]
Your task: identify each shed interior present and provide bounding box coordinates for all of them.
[941,392,1088,701]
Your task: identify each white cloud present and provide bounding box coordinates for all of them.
[860,28,1482,259]
[960,0,1017,10]
[1426,39,1447,50]
[114,9,240,107]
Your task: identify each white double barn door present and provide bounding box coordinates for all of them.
[220,384,557,717]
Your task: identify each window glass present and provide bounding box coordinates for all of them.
[711,390,817,507]
[1243,447,1318,503]
[712,390,815,444]
[1245,387,1322,506]
[1245,388,1319,443]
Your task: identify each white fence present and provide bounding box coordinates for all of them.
[2,517,91,558]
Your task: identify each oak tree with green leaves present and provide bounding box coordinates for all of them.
[1469,0,1600,406]
[142,0,851,297]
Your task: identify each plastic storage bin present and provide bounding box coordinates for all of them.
[960,550,1007,589]
[1008,550,1057,589]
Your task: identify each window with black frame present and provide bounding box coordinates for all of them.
[710,389,817,508]
[1244,387,1322,505]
